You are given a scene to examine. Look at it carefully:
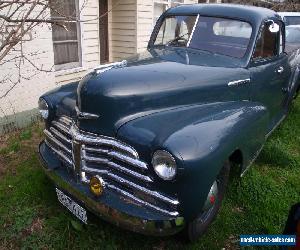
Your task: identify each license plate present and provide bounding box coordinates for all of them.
[56,188,87,224]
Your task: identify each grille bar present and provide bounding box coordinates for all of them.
[50,127,72,144]
[45,140,73,167]
[83,155,152,182]
[70,126,139,160]
[85,146,147,170]
[44,130,72,155]
[107,184,179,216]
[59,116,72,126]
[52,121,70,135]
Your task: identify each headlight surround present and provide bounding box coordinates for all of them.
[152,150,177,181]
[38,98,49,120]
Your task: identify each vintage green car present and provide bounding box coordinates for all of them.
[38,4,300,241]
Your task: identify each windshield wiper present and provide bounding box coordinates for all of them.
[166,32,190,46]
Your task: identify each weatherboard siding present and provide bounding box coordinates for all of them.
[110,0,137,61]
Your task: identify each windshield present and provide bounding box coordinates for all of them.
[154,15,253,59]
[154,15,197,47]
[286,27,300,43]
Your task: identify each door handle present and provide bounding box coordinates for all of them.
[276,66,284,74]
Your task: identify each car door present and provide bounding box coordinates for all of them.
[249,20,291,131]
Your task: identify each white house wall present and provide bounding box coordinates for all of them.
[0,5,55,120]
[110,0,137,61]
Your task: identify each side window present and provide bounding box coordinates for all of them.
[253,22,281,60]
[279,23,284,54]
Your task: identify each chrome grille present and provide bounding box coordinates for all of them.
[44,116,179,217]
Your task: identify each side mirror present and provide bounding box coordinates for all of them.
[267,20,280,33]
[269,23,280,33]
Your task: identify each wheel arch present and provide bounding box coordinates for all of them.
[228,148,244,176]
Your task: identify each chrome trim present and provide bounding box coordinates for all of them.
[107,184,179,217]
[85,146,147,170]
[38,98,49,120]
[187,14,199,48]
[276,66,284,74]
[265,114,286,139]
[50,127,72,144]
[70,125,139,160]
[240,145,264,177]
[44,130,72,155]
[203,181,218,211]
[59,116,72,126]
[83,156,152,182]
[93,60,127,74]
[152,150,177,181]
[75,106,99,120]
[110,151,147,170]
[52,121,71,135]
[82,146,152,182]
[228,78,251,87]
[82,166,179,206]
[45,140,73,166]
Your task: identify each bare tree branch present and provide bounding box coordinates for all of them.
[0,0,122,104]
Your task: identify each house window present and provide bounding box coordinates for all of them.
[50,0,81,70]
[153,0,184,26]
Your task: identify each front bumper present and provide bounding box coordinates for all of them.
[38,141,185,236]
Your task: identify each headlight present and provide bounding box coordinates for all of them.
[152,150,177,180]
[38,98,49,119]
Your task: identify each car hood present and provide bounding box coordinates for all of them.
[76,48,250,136]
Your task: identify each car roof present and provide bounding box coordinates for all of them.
[166,4,280,25]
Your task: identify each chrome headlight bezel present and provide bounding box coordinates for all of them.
[38,98,49,120]
[152,150,177,181]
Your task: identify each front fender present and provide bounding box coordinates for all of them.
[41,81,79,127]
[117,101,269,220]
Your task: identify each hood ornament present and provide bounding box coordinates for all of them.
[93,60,127,74]
[75,106,99,120]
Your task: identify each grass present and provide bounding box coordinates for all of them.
[0,98,300,249]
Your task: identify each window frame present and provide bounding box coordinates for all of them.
[251,20,285,64]
[153,0,184,26]
[51,0,82,71]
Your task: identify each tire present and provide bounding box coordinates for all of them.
[185,162,230,242]
[294,86,299,100]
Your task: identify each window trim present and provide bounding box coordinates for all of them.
[251,20,284,64]
[153,0,184,26]
[51,0,82,71]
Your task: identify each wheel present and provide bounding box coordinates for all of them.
[185,162,230,242]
